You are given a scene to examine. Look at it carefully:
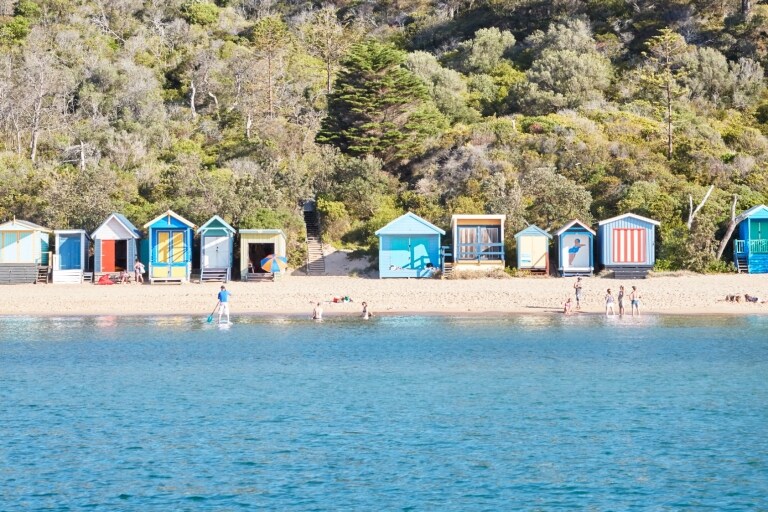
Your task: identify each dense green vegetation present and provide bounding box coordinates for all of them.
[1,0,767,270]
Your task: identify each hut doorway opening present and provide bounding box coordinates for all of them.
[248,243,274,273]
[115,240,127,270]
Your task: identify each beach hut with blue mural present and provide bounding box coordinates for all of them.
[732,204,768,273]
[0,218,51,284]
[92,213,141,276]
[52,230,90,283]
[514,225,552,274]
[376,212,445,278]
[597,213,659,278]
[197,215,236,282]
[142,210,195,284]
[554,219,595,277]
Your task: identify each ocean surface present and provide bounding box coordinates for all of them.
[1,314,767,511]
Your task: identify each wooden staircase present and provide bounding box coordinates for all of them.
[304,209,325,275]
[36,266,50,284]
[200,267,229,283]
[735,254,749,273]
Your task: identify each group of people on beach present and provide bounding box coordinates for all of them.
[564,277,641,317]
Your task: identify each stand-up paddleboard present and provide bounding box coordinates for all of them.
[218,321,233,329]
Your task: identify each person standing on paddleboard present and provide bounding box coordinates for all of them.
[218,285,232,324]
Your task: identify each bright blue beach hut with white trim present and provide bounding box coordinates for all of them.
[375,212,445,278]
[733,204,768,273]
[0,218,51,284]
[52,229,90,283]
[514,225,552,274]
[197,215,236,282]
[597,213,659,278]
[142,210,195,284]
[554,220,595,277]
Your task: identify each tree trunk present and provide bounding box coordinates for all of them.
[267,54,274,118]
[742,0,751,16]
[666,79,673,160]
[190,80,197,117]
[246,112,252,140]
[79,139,86,171]
[687,184,714,229]
[208,92,220,119]
[326,59,332,95]
[716,194,739,260]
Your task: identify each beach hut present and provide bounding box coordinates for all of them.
[52,230,90,283]
[514,225,552,274]
[142,210,195,284]
[732,204,768,273]
[554,220,595,277]
[0,218,51,284]
[375,212,445,278]
[597,213,659,278]
[239,229,287,281]
[92,213,141,278]
[197,215,236,282]
[450,214,506,272]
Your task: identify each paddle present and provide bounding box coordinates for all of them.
[207,301,220,323]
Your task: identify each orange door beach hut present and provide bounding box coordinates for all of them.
[732,204,768,273]
[514,225,551,274]
[555,220,595,277]
[197,215,236,282]
[142,210,195,284]
[376,212,444,278]
[92,213,141,276]
[597,213,659,278]
[52,229,90,283]
[450,214,506,272]
[0,218,51,284]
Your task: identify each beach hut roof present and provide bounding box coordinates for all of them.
[554,219,595,237]
[514,224,552,239]
[92,212,140,239]
[734,204,768,224]
[598,213,660,226]
[143,209,195,229]
[197,215,235,235]
[375,212,445,236]
[0,218,51,232]
[239,228,287,240]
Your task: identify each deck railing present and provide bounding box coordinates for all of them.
[456,242,505,262]
[734,239,768,254]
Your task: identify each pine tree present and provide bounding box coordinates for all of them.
[316,40,446,166]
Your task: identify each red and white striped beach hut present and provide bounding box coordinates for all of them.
[597,213,659,278]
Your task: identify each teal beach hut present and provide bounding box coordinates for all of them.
[53,229,91,283]
[0,218,51,284]
[197,215,236,282]
[514,225,552,274]
[142,210,195,284]
[554,220,595,277]
[375,212,445,278]
[733,204,768,273]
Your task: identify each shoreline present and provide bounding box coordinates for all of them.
[1,273,767,318]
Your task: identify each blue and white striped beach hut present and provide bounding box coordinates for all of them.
[375,212,444,278]
[597,213,659,278]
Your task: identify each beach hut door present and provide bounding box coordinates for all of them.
[204,236,229,268]
[59,236,81,270]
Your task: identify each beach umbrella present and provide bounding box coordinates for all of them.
[260,254,288,273]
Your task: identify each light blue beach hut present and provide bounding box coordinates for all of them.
[375,212,445,278]
[92,213,141,275]
[597,213,659,278]
[514,225,552,274]
[197,215,236,282]
[0,218,51,284]
[52,229,90,283]
[732,204,768,273]
[554,220,595,277]
[142,210,195,284]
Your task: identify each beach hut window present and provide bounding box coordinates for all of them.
[457,226,501,260]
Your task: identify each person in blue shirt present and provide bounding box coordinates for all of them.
[217,285,232,323]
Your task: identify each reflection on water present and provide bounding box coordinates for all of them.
[1,315,767,510]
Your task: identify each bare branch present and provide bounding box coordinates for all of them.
[687,184,714,230]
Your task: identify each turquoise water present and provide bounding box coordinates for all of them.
[1,314,768,511]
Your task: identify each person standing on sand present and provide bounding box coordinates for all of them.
[217,285,231,323]
[574,277,583,310]
[605,289,615,316]
[134,258,145,284]
[617,285,625,316]
[630,285,641,317]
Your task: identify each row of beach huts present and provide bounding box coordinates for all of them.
[1,205,767,284]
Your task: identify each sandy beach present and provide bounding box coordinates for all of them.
[3,272,768,318]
